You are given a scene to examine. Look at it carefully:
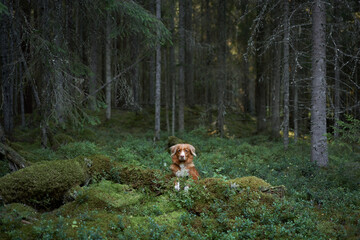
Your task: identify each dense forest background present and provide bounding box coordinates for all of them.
[0,0,360,239]
[1,0,360,163]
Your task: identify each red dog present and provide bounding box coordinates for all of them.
[170,144,200,182]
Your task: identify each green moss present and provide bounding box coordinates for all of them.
[126,210,185,237]
[0,203,38,239]
[85,180,143,209]
[0,159,88,209]
[126,194,178,217]
[74,155,113,180]
[2,203,38,219]
[229,176,271,190]
[110,162,169,192]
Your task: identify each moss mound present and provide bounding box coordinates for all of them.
[110,162,169,193]
[0,155,113,210]
[77,180,143,210]
[73,154,113,180]
[229,176,271,190]
[0,159,87,209]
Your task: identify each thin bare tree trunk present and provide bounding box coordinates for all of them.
[0,123,5,143]
[217,0,226,137]
[185,0,194,106]
[131,36,140,110]
[1,0,14,135]
[178,0,186,132]
[19,63,26,128]
[105,13,112,120]
[89,34,98,111]
[154,0,161,140]
[283,0,290,149]
[334,48,341,138]
[54,0,65,124]
[271,43,281,138]
[164,51,170,133]
[311,0,328,167]
[169,0,176,136]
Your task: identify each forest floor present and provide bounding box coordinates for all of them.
[0,107,359,239]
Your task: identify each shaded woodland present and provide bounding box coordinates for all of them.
[1,0,360,164]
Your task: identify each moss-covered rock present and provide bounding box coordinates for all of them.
[74,154,113,181]
[228,176,271,190]
[80,180,143,210]
[0,159,88,209]
[110,162,169,193]
[0,155,113,210]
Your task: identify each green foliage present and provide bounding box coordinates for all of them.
[334,114,360,144]
[0,2,8,15]
[57,141,101,159]
[108,0,171,48]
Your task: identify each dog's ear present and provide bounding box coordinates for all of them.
[170,144,178,157]
[189,144,197,156]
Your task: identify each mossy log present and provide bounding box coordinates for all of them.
[0,142,30,171]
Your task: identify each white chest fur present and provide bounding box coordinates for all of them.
[175,164,189,177]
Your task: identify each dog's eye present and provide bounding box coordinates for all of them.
[185,149,188,152]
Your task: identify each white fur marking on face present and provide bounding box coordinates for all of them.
[174,182,180,191]
[180,149,186,159]
[175,164,189,177]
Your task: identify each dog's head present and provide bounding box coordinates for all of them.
[170,144,196,162]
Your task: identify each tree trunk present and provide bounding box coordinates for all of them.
[283,0,290,149]
[154,0,161,141]
[168,0,176,136]
[271,43,281,138]
[334,47,341,138]
[54,0,65,124]
[164,51,170,133]
[292,54,299,143]
[178,0,186,132]
[89,33,98,111]
[105,13,112,120]
[19,63,26,128]
[1,0,14,135]
[131,36,140,110]
[311,0,328,167]
[185,0,194,106]
[217,0,226,137]
[0,123,5,143]
[169,0,176,136]
[255,31,266,133]
[149,54,155,105]
[40,0,50,149]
